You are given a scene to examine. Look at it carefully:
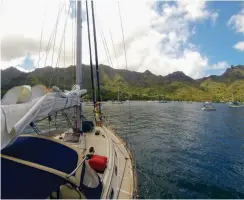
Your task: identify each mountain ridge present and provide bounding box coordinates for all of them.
[1,64,244,101]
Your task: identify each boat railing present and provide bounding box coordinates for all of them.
[67,156,87,178]
[127,143,138,199]
[102,114,139,198]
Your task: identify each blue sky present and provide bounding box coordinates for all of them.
[1,0,244,79]
[153,1,244,77]
[191,1,243,68]
[18,54,35,70]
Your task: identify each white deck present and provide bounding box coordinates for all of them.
[41,125,136,199]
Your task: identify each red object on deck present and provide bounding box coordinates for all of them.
[89,155,108,172]
[92,155,108,163]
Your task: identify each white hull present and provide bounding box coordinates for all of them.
[229,104,244,108]
[158,101,167,103]
[201,107,216,111]
[112,101,124,104]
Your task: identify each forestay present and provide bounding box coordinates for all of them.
[1,84,87,149]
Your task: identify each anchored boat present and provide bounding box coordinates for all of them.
[1,1,137,199]
[158,100,167,103]
[229,93,244,108]
[229,102,244,108]
[201,102,216,111]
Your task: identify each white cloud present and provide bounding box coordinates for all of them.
[228,8,244,52]
[138,49,209,79]
[178,0,217,21]
[211,61,229,70]
[228,8,244,34]
[1,0,223,79]
[15,67,32,73]
[233,41,244,51]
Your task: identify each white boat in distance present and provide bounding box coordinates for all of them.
[229,102,244,108]
[201,102,216,111]
[229,93,244,108]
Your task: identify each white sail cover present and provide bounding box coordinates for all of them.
[1,85,87,149]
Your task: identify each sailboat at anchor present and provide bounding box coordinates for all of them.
[229,92,244,108]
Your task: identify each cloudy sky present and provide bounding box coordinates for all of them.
[1,0,244,79]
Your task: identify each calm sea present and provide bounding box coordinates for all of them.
[85,101,244,199]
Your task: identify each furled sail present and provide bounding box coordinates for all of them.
[1,85,87,149]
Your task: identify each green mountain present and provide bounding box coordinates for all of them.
[1,65,244,102]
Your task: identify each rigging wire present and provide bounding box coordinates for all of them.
[51,0,63,66]
[25,3,47,84]
[117,1,128,70]
[70,0,77,86]
[97,20,119,112]
[56,2,72,87]
[95,12,113,68]
[100,26,114,68]
[118,0,133,162]
[25,1,63,85]
[25,0,63,87]
[86,0,96,110]
[109,29,119,69]
[49,1,71,88]
[94,12,113,103]
[43,18,60,70]
[109,29,121,101]
[63,2,66,90]
[72,3,74,85]
[49,0,64,87]
[98,25,112,68]
[91,0,102,124]
[73,0,77,86]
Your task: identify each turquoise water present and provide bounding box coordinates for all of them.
[85,101,244,199]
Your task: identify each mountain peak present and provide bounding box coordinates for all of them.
[231,65,244,69]
[144,70,153,75]
[2,66,21,72]
[165,71,194,83]
[170,71,185,76]
[222,64,244,78]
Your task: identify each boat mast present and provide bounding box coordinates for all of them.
[91,0,102,126]
[86,0,96,108]
[76,0,82,133]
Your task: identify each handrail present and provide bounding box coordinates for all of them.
[66,155,87,178]
[116,158,128,199]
